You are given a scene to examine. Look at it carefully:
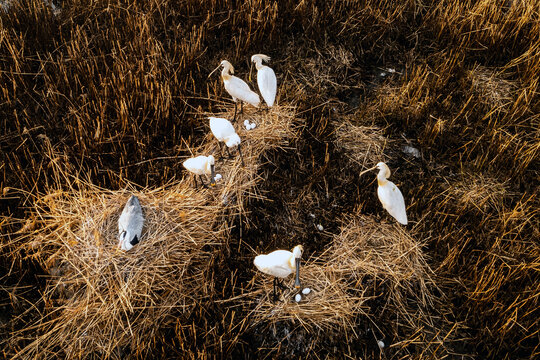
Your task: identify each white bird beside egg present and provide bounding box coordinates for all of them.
[182,155,216,188]
[209,117,244,166]
[118,195,144,251]
[251,54,277,108]
[254,245,303,301]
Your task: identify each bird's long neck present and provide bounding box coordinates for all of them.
[288,255,298,271]
[377,169,389,186]
[254,60,264,70]
[221,66,232,81]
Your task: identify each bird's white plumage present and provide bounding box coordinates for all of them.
[118,195,144,251]
[254,249,295,278]
[220,60,260,107]
[224,76,260,106]
[257,66,277,107]
[252,54,277,107]
[209,117,241,148]
[376,162,408,225]
[182,155,214,176]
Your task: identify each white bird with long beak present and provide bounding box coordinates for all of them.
[254,245,303,301]
[251,54,277,108]
[211,60,260,122]
[209,117,244,166]
[182,155,216,188]
[118,195,144,251]
[367,162,408,225]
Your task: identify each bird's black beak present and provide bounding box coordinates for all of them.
[210,164,216,187]
[294,258,301,289]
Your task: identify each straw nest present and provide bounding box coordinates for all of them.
[246,262,367,334]
[328,215,433,298]
[195,105,297,220]
[333,118,389,167]
[241,214,435,341]
[8,105,298,358]
[438,173,510,215]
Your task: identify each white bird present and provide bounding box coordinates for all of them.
[251,54,277,108]
[209,117,244,165]
[118,195,144,251]
[254,245,303,301]
[182,155,216,188]
[211,60,260,122]
[375,162,408,225]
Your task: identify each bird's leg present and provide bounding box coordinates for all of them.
[199,175,208,188]
[237,144,245,166]
[272,278,278,302]
[194,175,198,189]
[232,102,238,123]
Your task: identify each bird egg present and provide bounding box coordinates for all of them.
[294,294,302,302]
[302,288,311,295]
[377,340,385,349]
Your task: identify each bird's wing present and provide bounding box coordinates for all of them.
[182,157,204,174]
[254,250,293,277]
[210,117,235,139]
[257,66,277,107]
[226,76,260,106]
[378,182,408,224]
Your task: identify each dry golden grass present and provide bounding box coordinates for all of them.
[1,0,539,358]
[243,262,367,335]
[438,173,510,215]
[235,213,441,356]
[4,105,298,359]
[333,118,389,167]
[13,184,223,359]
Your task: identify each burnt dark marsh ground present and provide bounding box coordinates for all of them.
[1,1,539,359]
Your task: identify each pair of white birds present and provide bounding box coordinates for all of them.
[253,162,408,300]
[182,116,244,187]
[213,54,277,121]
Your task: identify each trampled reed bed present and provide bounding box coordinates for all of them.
[1,0,539,358]
[3,106,297,358]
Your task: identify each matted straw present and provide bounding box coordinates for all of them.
[333,118,389,167]
[240,261,368,334]
[8,105,299,359]
[327,215,435,309]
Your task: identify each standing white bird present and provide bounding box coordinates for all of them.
[211,60,260,122]
[375,162,408,225]
[118,195,144,251]
[251,54,277,108]
[254,245,303,301]
[209,117,244,166]
[182,155,216,188]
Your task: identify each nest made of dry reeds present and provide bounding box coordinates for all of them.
[333,117,389,167]
[245,261,368,334]
[241,214,435,344]
[7,105,298,359]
